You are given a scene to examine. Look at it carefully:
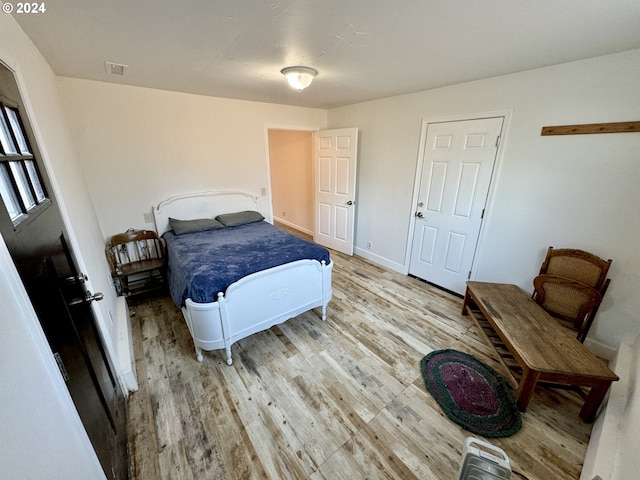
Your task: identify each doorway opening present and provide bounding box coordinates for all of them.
[266,126,359,255]
[267,128,314,240]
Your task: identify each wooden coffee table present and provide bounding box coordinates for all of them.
[462,281,618,422]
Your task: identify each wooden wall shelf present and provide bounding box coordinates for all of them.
[541,121,640,136]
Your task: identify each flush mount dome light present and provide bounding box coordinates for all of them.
[280,66,318,91]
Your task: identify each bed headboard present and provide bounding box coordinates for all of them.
[152,191,260,235]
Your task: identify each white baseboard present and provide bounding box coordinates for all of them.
[115,296,138,394]
[354,247,405,273]
[273,217,313,236]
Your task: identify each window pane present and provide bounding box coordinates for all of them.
[5,107,31,155]
[0,113,17,154]
[9,161,35,209]
[0,164,21,220]
[25,160,45,202]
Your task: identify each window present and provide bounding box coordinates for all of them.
[0,100,48,225]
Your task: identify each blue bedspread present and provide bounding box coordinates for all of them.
[163,221,331,307]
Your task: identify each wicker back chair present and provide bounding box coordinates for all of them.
[533,247,612,342]
[538,247,611,292]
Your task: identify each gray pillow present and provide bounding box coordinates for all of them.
[169,217,225,235]
[215,210,264,227]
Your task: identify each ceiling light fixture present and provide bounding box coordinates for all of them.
[280,66,318,91]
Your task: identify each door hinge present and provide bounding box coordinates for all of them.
[481,208,485,219]
[495,135,501,148]
[468,270,472,280]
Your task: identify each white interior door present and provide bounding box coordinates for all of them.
[409,117,503,294]
[314,128,358,255]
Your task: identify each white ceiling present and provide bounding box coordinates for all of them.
[13,0,640,109]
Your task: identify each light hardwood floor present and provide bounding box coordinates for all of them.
[127,249,595,479]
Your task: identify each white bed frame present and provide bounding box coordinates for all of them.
[152,191,332,365]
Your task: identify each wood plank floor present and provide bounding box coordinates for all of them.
[127,250,595,480]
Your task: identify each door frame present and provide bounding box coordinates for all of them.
[404,110,512,280]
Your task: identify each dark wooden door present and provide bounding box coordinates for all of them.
[40,234,127,479]
[0,67,126,479]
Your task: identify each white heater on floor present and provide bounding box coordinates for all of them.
[459,437,511,480]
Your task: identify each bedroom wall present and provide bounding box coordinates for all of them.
[268,129,314,234]
[0,13,109,479]
[56,78,326,239]
[328,49,640,357]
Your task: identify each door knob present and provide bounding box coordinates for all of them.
[68,291,104,306]
[89,292,104,302]
[346,200,354,205]
[415,211,424,218]
[65,273,88,284]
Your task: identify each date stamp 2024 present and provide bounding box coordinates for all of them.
[2,2,47,14]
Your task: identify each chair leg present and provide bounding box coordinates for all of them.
[113,276,124,296]
[577,315,595,343]
[577,279,611,342]
[115,275,130,296]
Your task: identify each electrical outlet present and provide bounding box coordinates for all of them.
[367,241,372,249]
[143,212,153,223]
[282,211,286,217]
[261,187,267,196]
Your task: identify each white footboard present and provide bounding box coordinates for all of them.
[182,259,332,364]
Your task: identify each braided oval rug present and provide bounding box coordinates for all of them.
[420,349,521,438]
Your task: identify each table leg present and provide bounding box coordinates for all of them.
[580,381,612,422]
[515,368,540,411]
[461,288,471,315]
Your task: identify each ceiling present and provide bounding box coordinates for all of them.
[13,0,640,109]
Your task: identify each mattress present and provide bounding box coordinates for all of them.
[163,221,331,306]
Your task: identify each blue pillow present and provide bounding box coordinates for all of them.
[215,210,265,227]
[169,217,225,235]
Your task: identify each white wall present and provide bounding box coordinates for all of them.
[581,336,640,480]
[0,14,107,478]
[56,78,327,238]
[328,49,640,356]
[612,337,640,479]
